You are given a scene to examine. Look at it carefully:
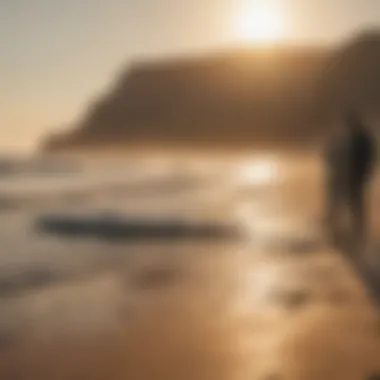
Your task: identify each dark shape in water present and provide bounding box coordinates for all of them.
[35,214,241,242]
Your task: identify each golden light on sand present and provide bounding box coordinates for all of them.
[234,1,285,44]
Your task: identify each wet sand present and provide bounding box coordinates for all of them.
[0,153,379,379]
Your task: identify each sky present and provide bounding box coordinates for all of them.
[1,0,380,152]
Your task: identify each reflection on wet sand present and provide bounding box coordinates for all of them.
[0,153,379,379]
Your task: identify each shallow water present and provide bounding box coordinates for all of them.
[0,152,378,379]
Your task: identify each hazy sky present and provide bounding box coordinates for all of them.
[1,0,380,151]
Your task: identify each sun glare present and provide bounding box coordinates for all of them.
[235,2,285,44]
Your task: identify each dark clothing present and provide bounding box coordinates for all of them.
[324,120,376,241]
[346,124,376,185]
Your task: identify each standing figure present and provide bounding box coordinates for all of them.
[324,112,376,243]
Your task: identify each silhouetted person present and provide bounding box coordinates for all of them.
[324,112,376,243]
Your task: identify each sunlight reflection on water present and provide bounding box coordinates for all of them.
[237,156,280,186]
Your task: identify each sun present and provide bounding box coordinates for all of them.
[235,2,285,44]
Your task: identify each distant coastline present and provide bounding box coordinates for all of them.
[42,30,380,153]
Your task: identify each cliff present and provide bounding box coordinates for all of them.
[43,30,380,152]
